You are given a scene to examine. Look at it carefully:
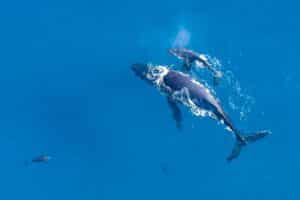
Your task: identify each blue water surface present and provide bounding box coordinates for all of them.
[0,0,298,199]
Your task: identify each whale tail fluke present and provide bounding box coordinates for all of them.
[227,130,271,162]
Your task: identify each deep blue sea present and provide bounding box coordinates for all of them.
[0,0,298,199]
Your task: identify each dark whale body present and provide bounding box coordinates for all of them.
[163,70,234,131]
[132,64,271,161]
[169,48,210,70]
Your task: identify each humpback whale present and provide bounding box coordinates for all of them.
[25,155,51,166]
[132,63,270,161]
[169,48,222,86]
[32,155,51,163]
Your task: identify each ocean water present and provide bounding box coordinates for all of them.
[0,0,298,199]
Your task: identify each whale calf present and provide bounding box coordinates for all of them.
[132,63,270,161]
[169,48,222,86]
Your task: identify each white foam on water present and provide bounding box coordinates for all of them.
[190,54,255,121]
[171,87,213,118]
[222,70,255,121]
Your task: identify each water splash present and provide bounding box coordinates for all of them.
[171,87,214,118]
[170,87,229,131]
[194,54,223,80]
[222,70,255,121]
[192,55,222,94]
[172,27,191,48]
[191,56,255,121]
[206,55,222,69]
